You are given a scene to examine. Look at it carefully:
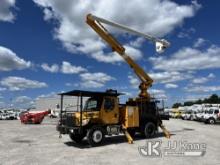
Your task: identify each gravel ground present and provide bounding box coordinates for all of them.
[0,118,219,165]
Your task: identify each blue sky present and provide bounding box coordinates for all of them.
[0,0,220,108]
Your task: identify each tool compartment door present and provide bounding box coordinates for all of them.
[125,106,139,128]
[100,96,119,124]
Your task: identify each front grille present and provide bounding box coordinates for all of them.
[65,113,75,127]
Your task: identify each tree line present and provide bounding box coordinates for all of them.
[172,94,220,108]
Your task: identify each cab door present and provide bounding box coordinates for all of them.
[100,96,119,124]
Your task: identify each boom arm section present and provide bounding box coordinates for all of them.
[86,14,153,99]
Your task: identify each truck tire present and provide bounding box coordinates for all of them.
[208,118,215,124]
[87,126,105,147]
[143,122,156,138]
[69,133,85,143]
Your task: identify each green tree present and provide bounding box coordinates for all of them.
[195,99,202,104]
[184,101,194,106]
[172,94,220,108]
[208,94,219,103]
[172,103,182,108]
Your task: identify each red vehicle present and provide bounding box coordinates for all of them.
[20,110,51,124]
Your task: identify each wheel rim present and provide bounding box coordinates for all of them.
[210,119,214,124]
[92,130,102,143]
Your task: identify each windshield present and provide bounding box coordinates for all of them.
[208,110,213,114]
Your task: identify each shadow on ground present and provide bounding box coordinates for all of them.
[171,128,195,133]
[64,132,176,149]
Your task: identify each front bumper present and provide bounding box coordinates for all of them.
[56,124,82,134]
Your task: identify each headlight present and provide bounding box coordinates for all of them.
[82,119,90,126]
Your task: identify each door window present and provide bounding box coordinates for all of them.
[214,110,219,114]
[104,98,115,111]
[84,98,98,111]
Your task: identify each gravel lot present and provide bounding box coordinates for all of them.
[0,118,219,165]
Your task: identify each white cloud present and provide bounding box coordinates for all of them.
[36,92,57,100]
[185,85,220,93]
[89,45,143,63]
[41,63,59,73]
[208,73,215,78]
[129,71,191,90]
[0,101,6,108]
[80,72,115,88]
[61,61,87,74]
[13,96,35,109]
[177,27,195,39]
[129,37,145,48]
[192,73,215,84]
[1,76,47,91]
[65,83,72,87]
[65,83,79,87]
[0,46,31,71]
[150,45,220,71]
[149,89,167,99]
[33,0,200,63]
[41,61,87,74]
[193,38,205,48]
[13,96,31,104]
[192,77,208,84]
[165,83,178,89]
[128,75,139,88]
[0,87,6,91]
[43,8,53,21]
[149,71,192,83]
[0,0,16,22]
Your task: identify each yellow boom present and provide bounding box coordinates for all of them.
[86,14,169,100]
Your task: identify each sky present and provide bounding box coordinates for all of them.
[0,0,220,108]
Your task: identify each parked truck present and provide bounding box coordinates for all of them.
[203,108,220,124]
[57,89,170,146]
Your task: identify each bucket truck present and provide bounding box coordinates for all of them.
[57,14,170,146]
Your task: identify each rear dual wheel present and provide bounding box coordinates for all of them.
[141,122,156,138]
